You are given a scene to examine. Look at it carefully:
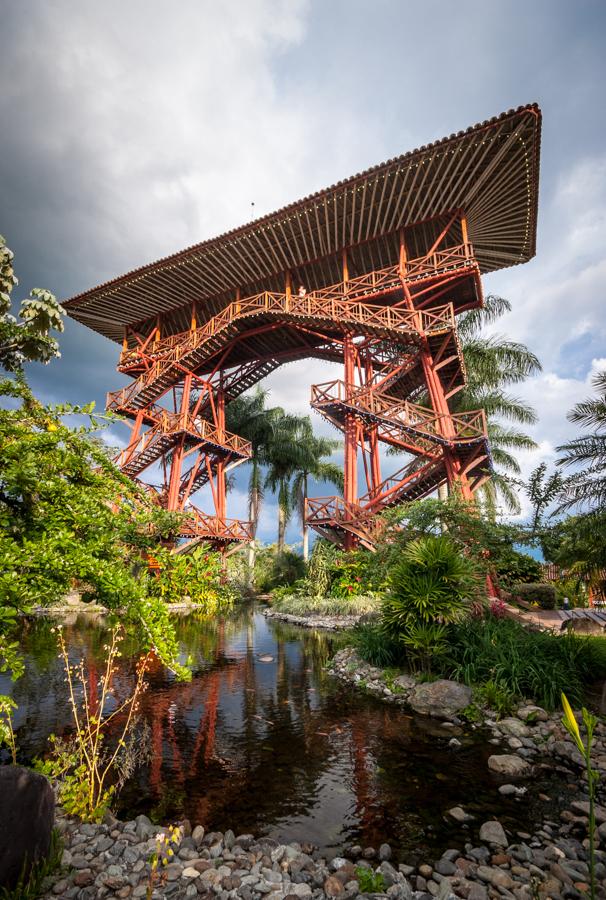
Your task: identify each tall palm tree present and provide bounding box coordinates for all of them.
[290,419,343,561]
[225,388,286,574]
[448,294,542,514]
[263,415,309,552]
[556,369,606,510]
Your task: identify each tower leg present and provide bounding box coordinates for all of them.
[343,335,358,549]
[216,382,226,520]
[167,374,192,510]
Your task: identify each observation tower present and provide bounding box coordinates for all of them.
[64,105,541,552]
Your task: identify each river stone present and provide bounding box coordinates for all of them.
[497,718,529,738]
[478,820,508,847]
[408,680,472,719]
[487,754,532,779]
[447,806,475,823]
[517,704,548,722]
[0,765,55,889]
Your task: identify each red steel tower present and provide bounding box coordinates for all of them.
[63,105,541,552]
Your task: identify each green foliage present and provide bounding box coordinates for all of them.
[557,369,606,512]
[475,680,516,718]
[401,622,448,674]
[352,623,405,668]
[382,495,534,586]
[382,534,480,636]
[0,828,63,900]
[307,539,341,598]
[355,867,385,893]
[541,510,606,600]
[440,617,606,710]
[511,582,556,609]
[329,548,382,598]
[147,545,234,612]
[0,377,189,677]
[493,549,542,589]
[0,235,65,372]
[0,695,17,763]
[524,463,564,534]
[254,544,306,592]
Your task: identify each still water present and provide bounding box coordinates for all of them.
[4,605,563,862]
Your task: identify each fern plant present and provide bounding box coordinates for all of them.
[381,535,480,673]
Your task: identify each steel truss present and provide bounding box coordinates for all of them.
[109,213,491,551]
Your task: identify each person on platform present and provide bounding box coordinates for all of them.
[298,284,307,298]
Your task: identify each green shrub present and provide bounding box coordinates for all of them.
[382,534,480,635]
[352,622,405,668]
[355,868,385,893]
[512,582,556,609]
[401,622,448,674]
[254,545,306,592]
[307,539,341,598]
[440,617,606,710]
[494,549,542,588]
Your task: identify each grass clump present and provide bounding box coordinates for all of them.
[271,592,378,617]
[441,617,606,711]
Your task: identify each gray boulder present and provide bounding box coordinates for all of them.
[0,766,55,889]
[478,820,508,846]
[487,754,532,778]
[409,680,472,719]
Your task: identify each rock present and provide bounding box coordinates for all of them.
[551,740,584,767]
[325,874,345,895]
[192,825,205,846]
[434,859,456,876]
[517,704,548,722]
[570,800,606,824]
[379,843,392,861]
[0,765,55,890]
[502,783,527,799]
[134,814,154,841]
[330,857,349,871]
[409,680,472,719]
[478,820,508,847]
[393,674,416,692]
[497,718,529,738]
[447,807,475,823]
[487,754,532,778]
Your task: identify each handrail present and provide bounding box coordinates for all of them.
[311,380,487,443]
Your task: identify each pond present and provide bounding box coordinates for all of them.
[2,603,565,863]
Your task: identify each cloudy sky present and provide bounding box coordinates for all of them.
[2,0,605,543]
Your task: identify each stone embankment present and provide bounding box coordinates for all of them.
[263,609,368,632]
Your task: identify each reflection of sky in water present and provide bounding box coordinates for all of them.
[5,607,566,862]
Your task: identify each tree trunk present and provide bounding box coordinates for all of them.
[278,503,286,552]
[302,474,309,562]
[247,485,259,586]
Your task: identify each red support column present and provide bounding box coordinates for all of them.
[364,351,381,493]
[167,373,192,510]
[343,334,358,549]
[216,380,226,520]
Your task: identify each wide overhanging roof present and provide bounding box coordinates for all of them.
[64,104,541,342]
